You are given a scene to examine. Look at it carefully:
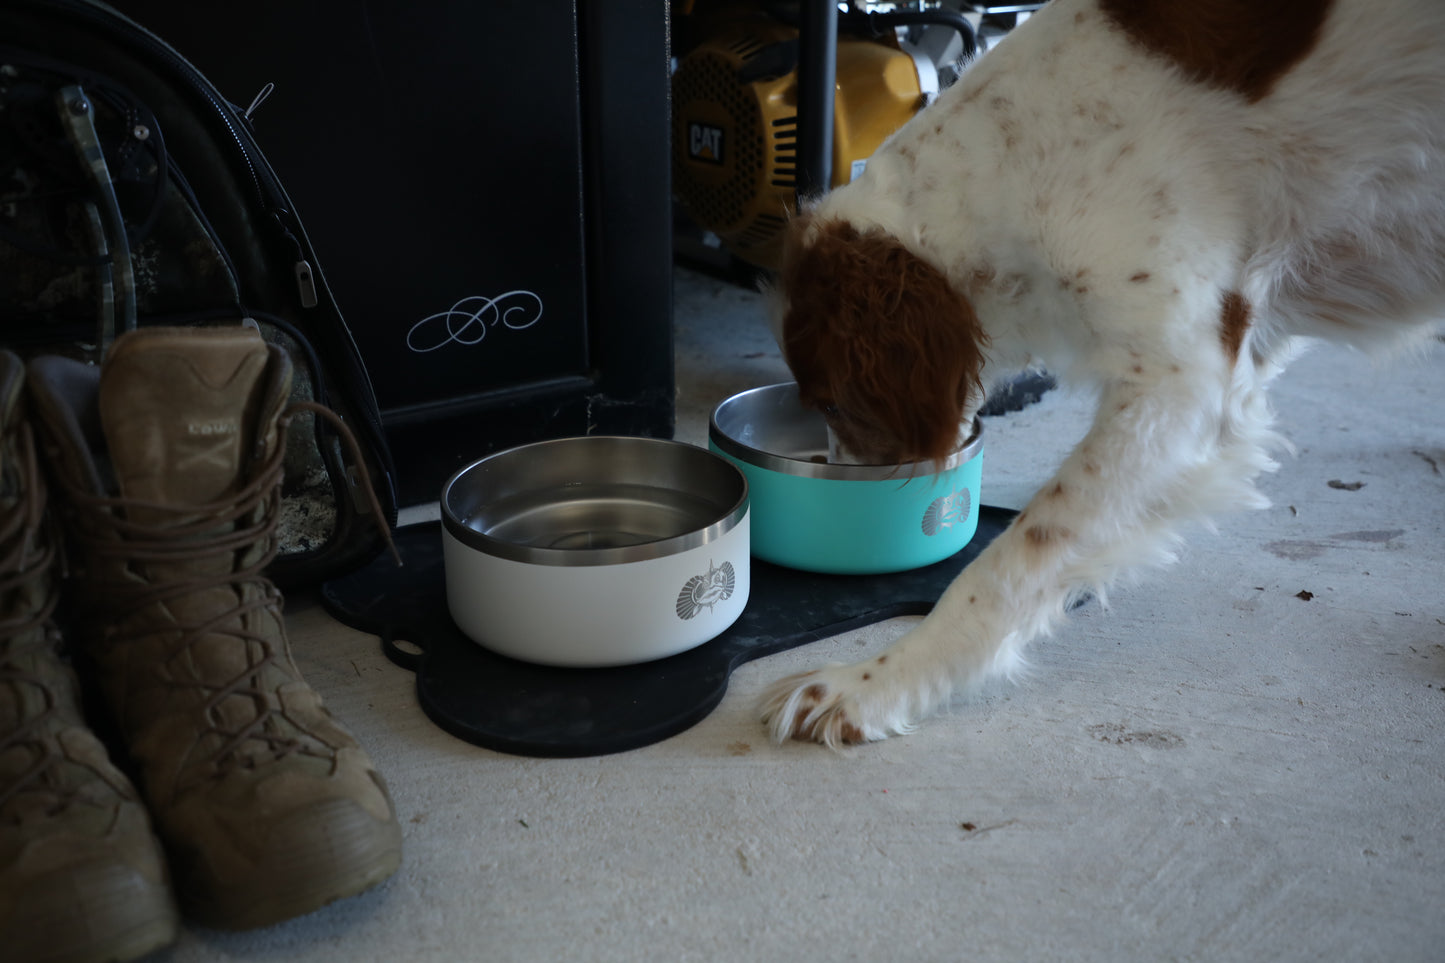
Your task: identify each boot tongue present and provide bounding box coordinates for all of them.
[98,328,274,515]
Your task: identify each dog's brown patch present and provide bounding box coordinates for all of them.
[965,263,999,297]
[780,215,989,467]
[1025,525,1073,549]
[1149,187,1176,219]
[955,73,993,104]
[1219,290,1251,363]
[1097,0,1335,103]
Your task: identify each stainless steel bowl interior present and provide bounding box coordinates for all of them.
[710,382,982,480]
[442,436,748,566]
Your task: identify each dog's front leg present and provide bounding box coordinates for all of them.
[760,370,1262,746]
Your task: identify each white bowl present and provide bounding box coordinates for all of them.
[441,436,750,667]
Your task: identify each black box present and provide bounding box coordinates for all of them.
[115,0,676,504]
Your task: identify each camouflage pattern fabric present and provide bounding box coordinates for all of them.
[0,55,338,567]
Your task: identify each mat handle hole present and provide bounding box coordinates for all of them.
[382,633,426,671]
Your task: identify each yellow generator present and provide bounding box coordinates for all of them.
[672,2,989,270]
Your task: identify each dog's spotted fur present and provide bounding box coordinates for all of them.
[762,0,1445,746]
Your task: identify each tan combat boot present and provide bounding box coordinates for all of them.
[25,326,402,931]
[0,350,179,962]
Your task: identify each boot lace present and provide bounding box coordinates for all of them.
[49,402,397,788]
[0,420,58,637]
[0,419,72,815]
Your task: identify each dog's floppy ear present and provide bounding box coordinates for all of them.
[778,214,988,465]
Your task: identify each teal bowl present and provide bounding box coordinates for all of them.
[709,382,983,574]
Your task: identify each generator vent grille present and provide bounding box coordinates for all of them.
[672,50,765,231]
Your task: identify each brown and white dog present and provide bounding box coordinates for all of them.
[761,0,1445,745]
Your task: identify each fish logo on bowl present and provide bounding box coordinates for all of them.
[921,488,972,537]
[675,560,737,620]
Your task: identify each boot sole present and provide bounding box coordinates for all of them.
[176,797,404,931]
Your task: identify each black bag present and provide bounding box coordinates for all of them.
[0,0,398,586]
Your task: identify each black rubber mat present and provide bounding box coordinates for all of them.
[320,506,1017,758]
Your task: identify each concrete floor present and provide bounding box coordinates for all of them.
[161,265,1443,962]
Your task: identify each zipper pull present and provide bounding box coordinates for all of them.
[272,209,319,308]
[243,82,275,122]
[294,259,318,308]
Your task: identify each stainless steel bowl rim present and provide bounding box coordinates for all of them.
[441,436,749,567]
[710,382,984,480]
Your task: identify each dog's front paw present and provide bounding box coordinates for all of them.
[758,663,914,748]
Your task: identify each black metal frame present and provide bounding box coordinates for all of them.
[796,1,839,199]
[380,2,677,504]
[111,0,677,506]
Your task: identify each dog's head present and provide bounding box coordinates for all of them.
[773,214,988,467]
